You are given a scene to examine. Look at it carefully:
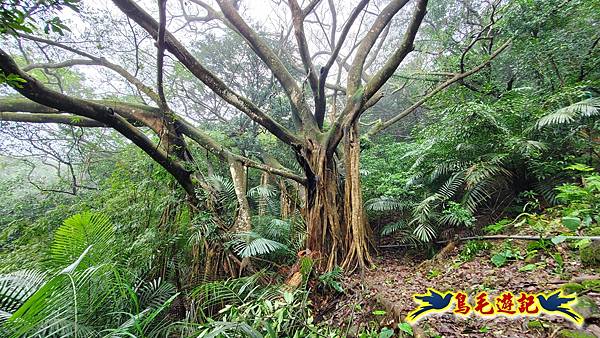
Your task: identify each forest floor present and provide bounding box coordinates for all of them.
[318,239,600,338]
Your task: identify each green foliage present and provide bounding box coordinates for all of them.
[1,212,177,337]
[191,290,335,337]
[459,241,491,262]
[250,215,306,262]
[49,212,114,269]
[188,274,339,337]
[485,219,511,235]
[555,172,600,228]
[361,140,415,200]
[366,64,599,245]
[398,322,414,336]
[0,0,79,35]
[0,269,46,323]
[229,231,287,258]
[191,274,272,315]
[491,242,523,267]
[0,72,26,88]
[318,266,344,293]
[537,98,600,128]
[440,201,476,228]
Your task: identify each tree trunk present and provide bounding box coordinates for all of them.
[303,149,343,272]
[342,124,373,271]
[228,158,251,233]
[258,171,270,216]
[279,178,301,219]
[302,129,373,272]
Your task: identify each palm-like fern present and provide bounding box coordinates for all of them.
[137,277,177,311]
[191,274,276,313]
[0,270,45,323]
[203,174,237,210]
[1,212,176,338]
[537,97,600,128]
[247,183,277,214]
[229,231,288,258]
[50,212,114,269]
[4,250,111,337]
[365,196,412,212]
[372,154,514,242]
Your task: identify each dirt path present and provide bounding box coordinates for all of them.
[319,243,600,337]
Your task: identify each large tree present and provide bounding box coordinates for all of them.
[0,0,509,271]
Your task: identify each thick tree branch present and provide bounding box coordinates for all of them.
[111,0,303,147]
[315,0,368,128]
[0,97,165,130]
[215,0,318,133]
[366,38,512,137]
[288,0,319,99]
[346,0,410,96]
[327,0,427,155]
[0,98,306,184]
[156,0,169,110]
[364,23,391,70]
[361,0,428,102]
[0,112,105,127]
[177,120,307,184]
[302,0,322,18]
[0,48,196,196]
[22,59,98,71]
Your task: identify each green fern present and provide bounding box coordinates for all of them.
[412,222,436,242]
[537,97,600,128]
[229,232,287,258]
[204,174,237,209]
[191,274,274,313]
[365,196,411,212]
[50,212,114,269]
[137,277,177,310]
[0,270,46,323]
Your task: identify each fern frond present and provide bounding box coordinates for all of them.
[265,218,292,241]
[247,184,276,199]
[205,175,237,208]
[0,270,46,323]
[50,212,114,269]
[436,172,464,200]
[428,161,468,183]
[191,274,266,312]
[137,278,177,310]
[537,97,600,128]
[247,184,277,213]
[462,179,496,213]
[380,221,402,236]
[365,196,410,212]
[412,222,436,242]
[230,232,287,258]
[562,97,600,116]
[7,264,113,338]
[536,109,576,127]
[532,178,563,205]
[464,160,510,189]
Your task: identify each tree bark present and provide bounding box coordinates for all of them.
[341,124,372,271]
[301,140,339,271]
[258,172,270,216]
[301,133,372,272]
[228,158,251,233]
